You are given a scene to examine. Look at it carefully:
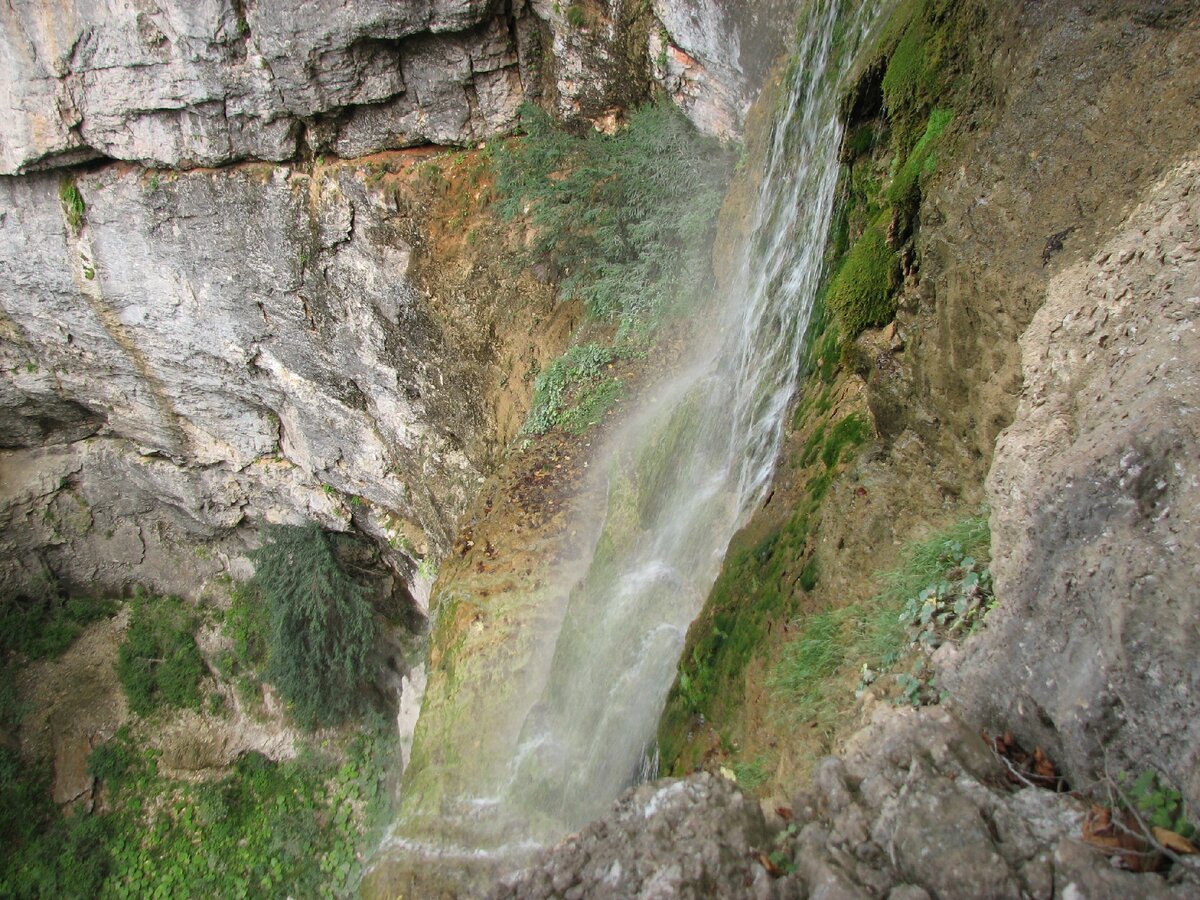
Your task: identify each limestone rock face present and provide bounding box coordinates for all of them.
[1,0,528,174]
[649,0,791,139]
[2,0,779,177]
[0,153,560,600]
[944,155,1200,810]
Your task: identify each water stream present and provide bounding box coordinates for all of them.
[371,0,889,890]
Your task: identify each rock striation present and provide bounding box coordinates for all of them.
[0,153,560,600]
[1,0,528,174]
[1,0,768,177]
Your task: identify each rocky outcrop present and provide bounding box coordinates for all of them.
[944,155,1200,810]
[648,0,792,139]
[1,0,532,174]
[2,0,776,178]
[494,706,1196,898]
[489,771,775,899]
[0,152,562,600]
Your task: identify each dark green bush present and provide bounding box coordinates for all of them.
[0,594,118,661]
[117,595,204,716]
[251,524,376,727]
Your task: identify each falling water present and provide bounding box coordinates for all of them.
[371,0,889,890]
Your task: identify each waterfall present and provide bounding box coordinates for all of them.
[370,0,889,890]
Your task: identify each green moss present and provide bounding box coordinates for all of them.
[800,422,827,467]
[821,412,873,469]
[888,108,954,238]
[826,222,899,337]
[799,556,820,592]
[58,179,85,231]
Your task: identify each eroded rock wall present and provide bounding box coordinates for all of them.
[944,155,1200,810]
[1,0,533,174]
[0,0,784,605]
[0,153,562,601]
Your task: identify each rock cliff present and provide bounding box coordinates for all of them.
[0,0,766,606]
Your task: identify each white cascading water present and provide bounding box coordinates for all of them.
[374,0,889,887]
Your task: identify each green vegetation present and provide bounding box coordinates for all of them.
[821,412,872,469]
[523,343,624,435]
[565,3,587,27]
[767,610,844,724]
[1119,771,1196,839]
[0,747,110,898]
[731,756,771,791]
[1,594,118,663]
[825,221,900,338]
[492,99,735,332]
[251,524,376,727]
[0,722,393,898]
[58,178,85,231]
[117,594,204,716]
[888,107,954,237]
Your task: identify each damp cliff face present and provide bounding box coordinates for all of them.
[0,0,766,605]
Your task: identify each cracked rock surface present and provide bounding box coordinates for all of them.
[494,707,1197,899]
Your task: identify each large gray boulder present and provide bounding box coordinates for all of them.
[944,154,1200,810]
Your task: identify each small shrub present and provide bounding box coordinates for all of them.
[58,179,85,231]
[523,343,620,435]
[826,223,900,338]
[87,728,138,791]
[0,595,118,662]
[565,3,587,27]
[225,581,269,670]
[117,595,204,716]
[731,756,771,791]
[493,100,735,331]
[1119,771,1195,838]
[251,524,376,728]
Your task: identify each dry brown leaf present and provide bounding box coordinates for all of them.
[753,851,783,878]
[1082,806,1163,873]
[1153,827,1198,855]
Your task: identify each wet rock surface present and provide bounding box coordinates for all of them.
[496,707,1198,899]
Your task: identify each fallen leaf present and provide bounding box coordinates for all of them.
[753,851,783,878]
[1153,827,1198,855]
[1082,805,1162,872]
